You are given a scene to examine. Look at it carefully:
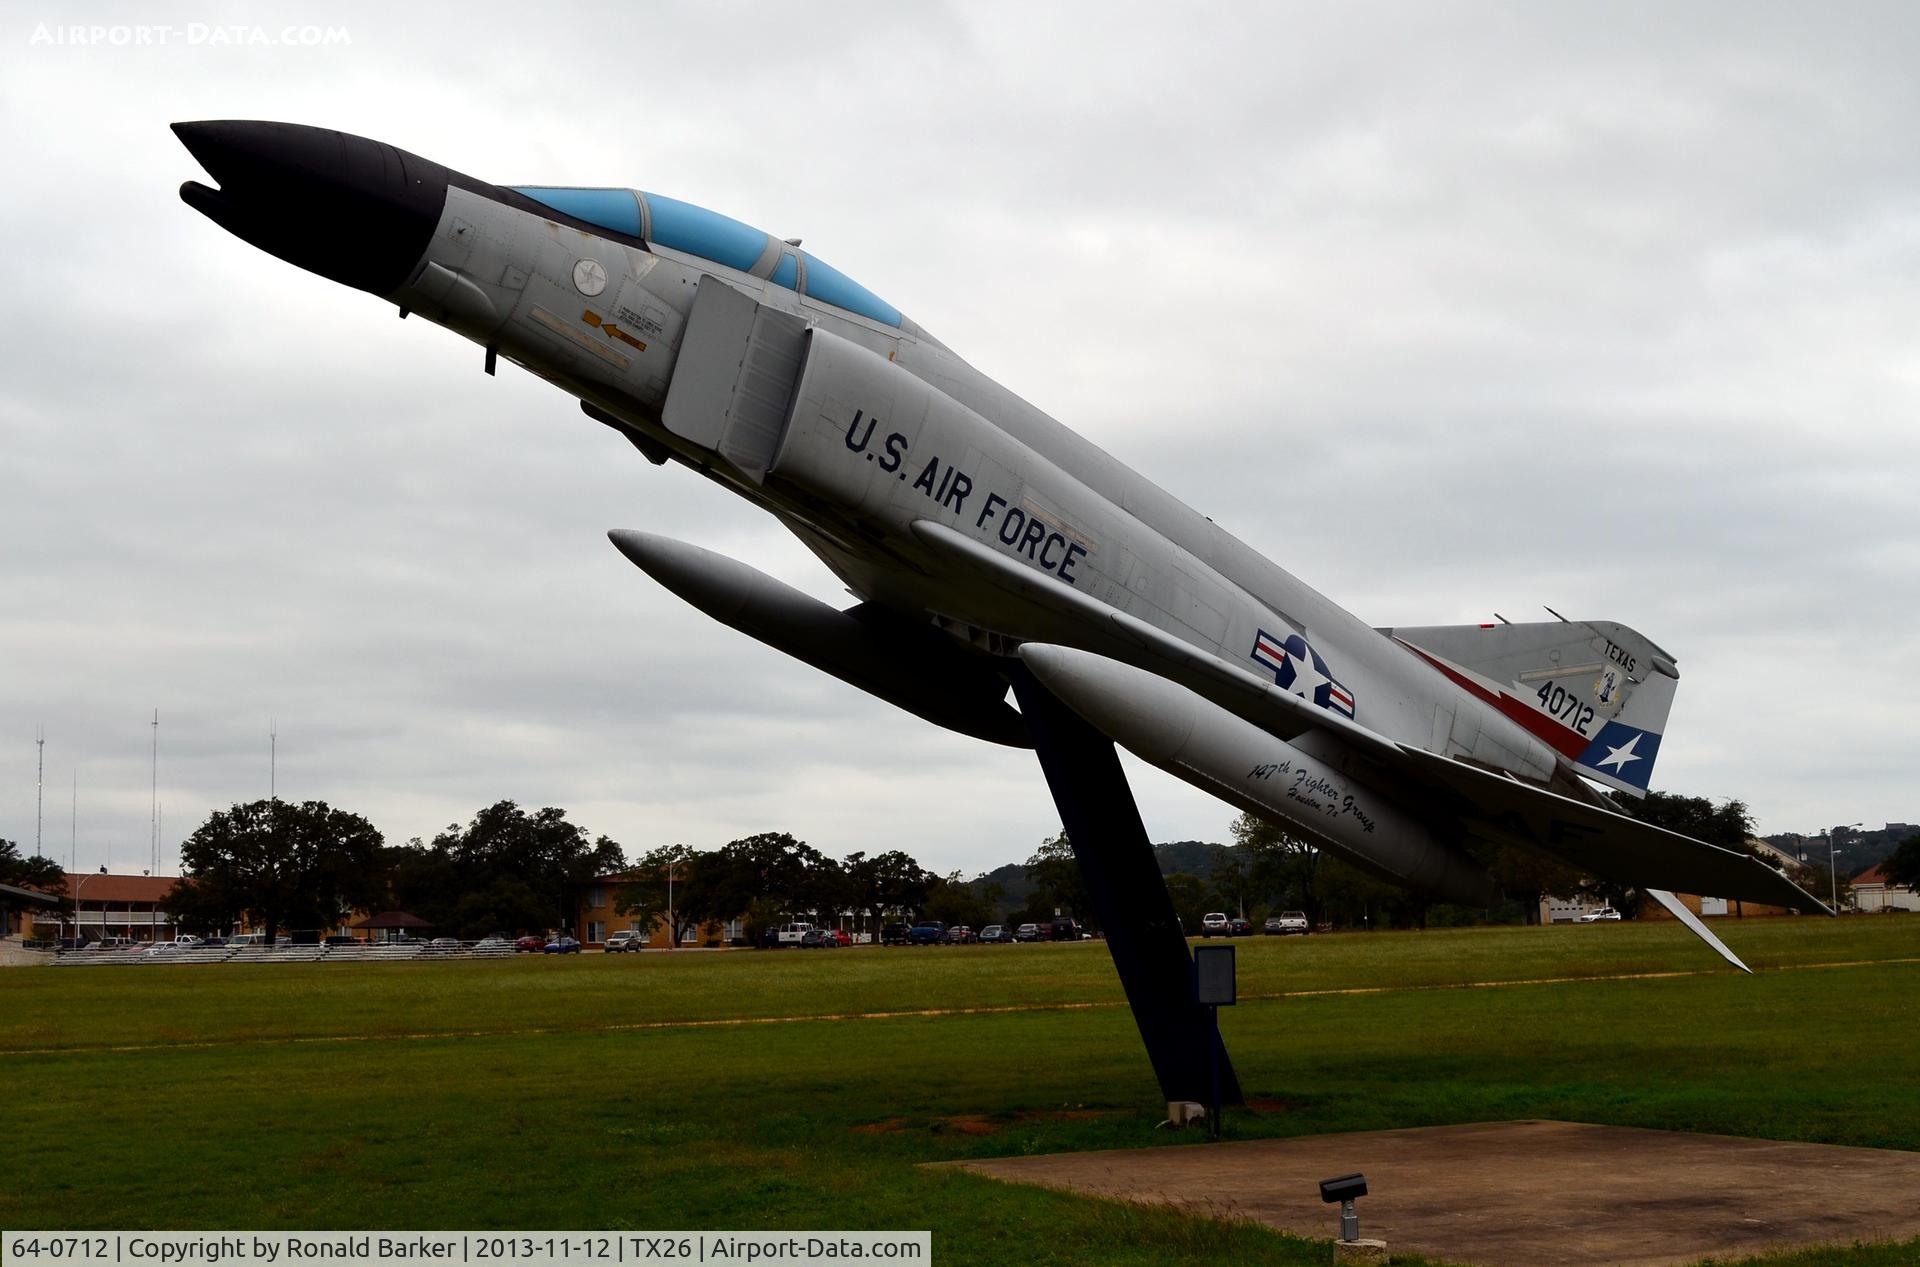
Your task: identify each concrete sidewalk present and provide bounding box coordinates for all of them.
[938,1119,1920,1266]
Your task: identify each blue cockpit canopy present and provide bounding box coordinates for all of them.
[511,186,903,329]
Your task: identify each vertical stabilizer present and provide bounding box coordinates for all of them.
[1383,618,1679,796]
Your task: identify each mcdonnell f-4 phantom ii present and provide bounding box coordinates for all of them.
[175,120,1827,1105]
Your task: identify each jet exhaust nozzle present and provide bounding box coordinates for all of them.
[173,120,450,296]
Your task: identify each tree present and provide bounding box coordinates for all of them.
[614,844,705,944]
[1023,832,1090,925]
[1316,855,1417,930]
[1231,812,1323,924]
[0,838,65,893]
[924,871,995,930]
[0,838,69,931]
[1209,853,1252,919]
[1480,842,1585,925]
[1607,792,1756,917]
[1612,791,1755,849]
[1790,861,1850,910]
[844,850,934,938]
[400,801,627,938]
[1161,872,1212,934]
[172,799,385,944]
[162,869,247,936]
[796,852,856,928]
[1882,835,1920,889]
[676,832,823,943]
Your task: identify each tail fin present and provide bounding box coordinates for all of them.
[1381,618,1679,797]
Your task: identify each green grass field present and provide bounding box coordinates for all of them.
[3,918,1916,1266]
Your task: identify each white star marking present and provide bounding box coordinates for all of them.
[1283,649,1327,702]
[1596,735,1643,771]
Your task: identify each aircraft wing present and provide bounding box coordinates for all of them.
[1394,745,1832,915]
[912,517,1829,927]
[908,518,1402,763]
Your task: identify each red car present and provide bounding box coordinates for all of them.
[514,935,546,953]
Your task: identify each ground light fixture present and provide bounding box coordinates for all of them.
[1320,1171,1368,1240]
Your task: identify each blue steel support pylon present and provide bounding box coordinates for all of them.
[1011,668,1243,1105]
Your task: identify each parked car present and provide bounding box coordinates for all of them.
[227,934,263,948]
[978,924,1014,943]
[1014,923,1043,942]
[543,937,582,954]
[799,929,839,949]
[945,926,976,945]
[475,935,512,951]
[198,936,228,948]
[1578,907,1622,923]
[776,922,815,946]
[907,921,948,945]
[827,929,852,946]
[1229,917,1254,936]
[1200,912,1230,937]
[1264,911,1310,935]
[172,935,205,948]
[515,935,547,952]
[426,937,463,952]
[324,934,361,947]
[1049,917,1086,941]
[604,930,646,953]
[880,922,912,946]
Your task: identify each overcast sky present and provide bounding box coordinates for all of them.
[4,3,1917,878]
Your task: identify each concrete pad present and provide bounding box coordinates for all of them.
[938,1119,1920,1266]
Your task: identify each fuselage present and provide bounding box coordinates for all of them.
[405,178,1564,789]
[174,120,1568,898]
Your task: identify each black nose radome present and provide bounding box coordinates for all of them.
[174,120,450,296]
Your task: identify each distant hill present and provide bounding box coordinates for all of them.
[966,840,1231,917]
[1154,839,1232,879]
[967,861,1034,911]
[1765,823,1917,880]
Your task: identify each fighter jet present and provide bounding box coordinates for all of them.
[175,121,1827,1104]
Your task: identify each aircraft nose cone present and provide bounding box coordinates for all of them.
[174,120,449,296]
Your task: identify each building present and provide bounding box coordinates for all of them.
[1637,891,1797,920]
[571,875,746,949]
[62,871,178,942]
[1746,837,1804,871]
[1,882,61,939]
[1541,896,1589,924]
[1851,864,1919,913]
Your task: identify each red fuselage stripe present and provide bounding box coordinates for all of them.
[1398,642,1588,761]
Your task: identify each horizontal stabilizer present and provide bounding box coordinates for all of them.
[1396,746,1831,915]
